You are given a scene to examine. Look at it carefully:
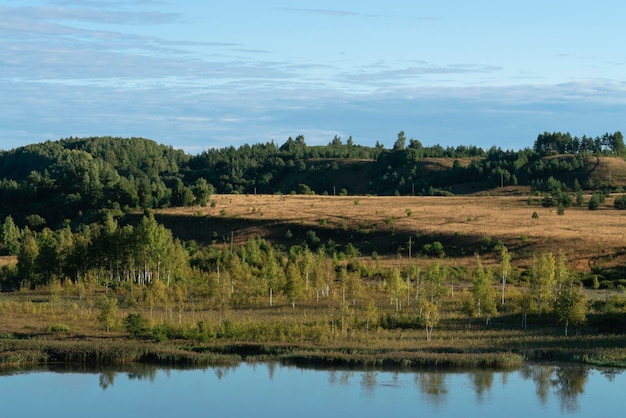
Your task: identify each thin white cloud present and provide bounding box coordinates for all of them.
[276,7,381,18]
[0,5,178,26]
[0,4,292,85]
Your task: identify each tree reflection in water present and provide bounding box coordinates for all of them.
[553,366,588,413]
[98,365,158,390]
[360,371,377,396]
[520,364,555,406]
[92,361,622,414]
[415,372,448,408]
[468,370,495,403]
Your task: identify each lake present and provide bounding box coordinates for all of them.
[0,362,623,417]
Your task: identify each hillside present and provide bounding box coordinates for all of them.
[150,193,626,276]
[0,134,625,231]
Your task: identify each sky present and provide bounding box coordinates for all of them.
[1,0,626,153]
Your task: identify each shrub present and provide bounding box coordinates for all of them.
[97,296,117,333]
[422,241,445,258]
[47,323,71,333]
[124,313,149,338]
[588,194,600,210]
[614,195,626,210]
[298,184,314,195]
[305,230,321,247]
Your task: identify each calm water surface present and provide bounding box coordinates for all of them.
[0,363,623,417]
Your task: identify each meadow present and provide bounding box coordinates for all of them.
[158,192,626,272]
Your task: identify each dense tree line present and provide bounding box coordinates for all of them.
[533,131,625,155]
[0,131,623,229]
[0,212,187,290]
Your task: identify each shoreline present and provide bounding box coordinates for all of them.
[2,337,625,371]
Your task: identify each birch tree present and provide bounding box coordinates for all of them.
[422,299,439,341]
[471,255,497,325]
[530,252,555,317]
[499,245,511,305]
[553,283,587,337]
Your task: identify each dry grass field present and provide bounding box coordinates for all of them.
[156,193,626,274]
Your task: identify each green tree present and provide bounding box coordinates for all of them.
[393,131,407,150]
[530,252,556,317]
[387,267,406,312]
[17,232,39,287]
[25,214,46,230]
[422,262,447,304]
[517,289,534,330]
[499,245,511,305]
[576,190,584,206]
[614,195,626,209]
[422,299,439,341]
[588,193,601,210]
[284,260,304,308]
[124,313,149,338]
[1,215,21,255]
[97,295,118,332]
[470,255,497,324]
[261,246,282,307]
[553,284,587,337]
[300,246,314,292]
[612,131,625,155]
[192,177,213,206]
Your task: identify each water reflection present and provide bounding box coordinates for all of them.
[82,361,621,410]
[415,372,448,408]
[2,362,622,417]
[553,367,588,413]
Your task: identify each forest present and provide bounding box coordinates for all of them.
[0,131,623,229]
[1,131,626,369]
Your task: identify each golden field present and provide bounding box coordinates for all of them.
[156,192,626,274]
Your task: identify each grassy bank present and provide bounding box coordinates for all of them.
[3,333,626,370]
[2,286,626,370]
[3,314,626,370]
[0,337,526,370]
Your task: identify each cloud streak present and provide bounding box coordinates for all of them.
[276,7,381,18]
[0,5,178,26]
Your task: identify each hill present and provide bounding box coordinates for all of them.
[150,193,626,276]
[0,134,625,231]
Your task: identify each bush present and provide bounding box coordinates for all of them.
[305,230,321,247]
[124,313,149,338]
[422,241,445,258]
[47,323,71,333]
[588,194,601,210]
[298,184,314,195]
[614,195,626,209]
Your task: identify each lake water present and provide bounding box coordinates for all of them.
[0,362,623,417]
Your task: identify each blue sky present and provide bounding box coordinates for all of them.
[1,0,626,153]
